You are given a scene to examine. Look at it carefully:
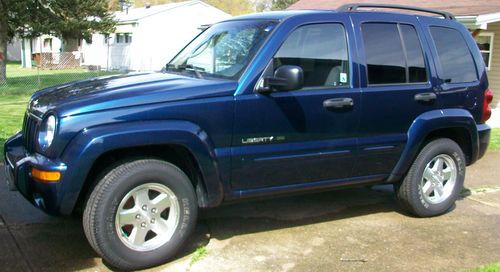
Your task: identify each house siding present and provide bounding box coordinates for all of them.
[487,22,500,108]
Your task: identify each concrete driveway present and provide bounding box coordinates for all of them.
[1,152,499,272]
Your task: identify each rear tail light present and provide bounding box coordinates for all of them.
[481,88,494,123]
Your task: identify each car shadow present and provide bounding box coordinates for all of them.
[2,184,407,271]
[198,185,403,242]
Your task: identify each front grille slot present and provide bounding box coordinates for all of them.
[22,113,40,153]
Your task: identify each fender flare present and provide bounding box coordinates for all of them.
[57,120,224,214]
[388,109,479,182]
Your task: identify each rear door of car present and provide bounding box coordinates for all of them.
[350,13,438,176]
[418,16,485,123]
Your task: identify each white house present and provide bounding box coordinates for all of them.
[82,0,231,71]
[7,35,64,68]
[6,39,22,61]
[6,0,230,71]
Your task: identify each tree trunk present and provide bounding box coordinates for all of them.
[0,19,7,83]
[62,37,79,52]
[0,0,7,83]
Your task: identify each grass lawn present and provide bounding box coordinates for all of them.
[490,128,500,150]
[468,262,500,272]
[1,61,117,159]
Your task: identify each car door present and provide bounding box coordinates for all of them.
[421,18,483,119]
[350,14,438,176]
[230,21,361,190]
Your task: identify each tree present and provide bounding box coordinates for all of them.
[0,0,115,82]
[0,0,44,82]
[34,0,116,51]
[272,0,298,10]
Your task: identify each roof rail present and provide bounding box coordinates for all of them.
[337,3,455,20]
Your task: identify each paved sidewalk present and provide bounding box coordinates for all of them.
[0,152,499,272]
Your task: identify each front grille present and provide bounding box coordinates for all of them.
[22,113,40,153]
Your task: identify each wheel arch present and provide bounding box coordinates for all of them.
[388,109,479,183]
[74,144,210,213]
[59,120,225,215]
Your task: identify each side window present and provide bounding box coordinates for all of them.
[362,23,406,84]
[400,25,427,83]
[430,26,478,83]
[362,23,428,85]
[274,24,349,88]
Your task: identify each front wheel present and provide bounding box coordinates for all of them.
[83,159,197,270]
[395,138,466,217]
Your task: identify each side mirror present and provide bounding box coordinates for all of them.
[258,65,304,93]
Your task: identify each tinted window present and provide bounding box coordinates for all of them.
[362,23,406,84]
[430,27,477,83]
[400,24,427,82]
[274,24,349,88]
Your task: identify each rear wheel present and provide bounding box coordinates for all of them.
[83,159,197,270]
[395,138,465,217]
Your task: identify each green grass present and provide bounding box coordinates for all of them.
[467,262,500,272]
[190,246,208,266]
[0,61,117,159]
[490,128,500,151]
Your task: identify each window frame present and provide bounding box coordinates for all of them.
[115,33,132,44]
[258,22,352,92]
[477,32,494,70]
[361,22,429,87]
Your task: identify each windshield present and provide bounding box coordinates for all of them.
[166,20,277,80]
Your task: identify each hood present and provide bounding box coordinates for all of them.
[29,72,238,117]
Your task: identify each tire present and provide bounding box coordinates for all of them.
[395,138,466,217]
[83,159,197,270]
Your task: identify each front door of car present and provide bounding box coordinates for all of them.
[230,22,361,190]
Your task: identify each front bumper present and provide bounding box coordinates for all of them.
[4,133,67,215]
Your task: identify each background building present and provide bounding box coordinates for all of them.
[82,0,231,71]
[5,0,231,72]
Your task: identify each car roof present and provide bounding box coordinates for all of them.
[225,10,333,21]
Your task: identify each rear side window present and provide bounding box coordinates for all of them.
[362,23,427,85]
[429,26,478,83]
[274,23,349,88]
[362,23,406,84]
[400,25,427,83]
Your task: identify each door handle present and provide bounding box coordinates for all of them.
[414,92,437,103]
[323,98,354,110]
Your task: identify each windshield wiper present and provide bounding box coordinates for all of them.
[178,64,205,79]
[165,64,205,79]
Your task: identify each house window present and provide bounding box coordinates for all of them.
[116,33,132,44]
[476,33,494,70]
[43,38,53,51]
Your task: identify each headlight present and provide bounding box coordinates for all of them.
[38,115,56,150]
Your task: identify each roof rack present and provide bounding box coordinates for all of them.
[337,3,455,20]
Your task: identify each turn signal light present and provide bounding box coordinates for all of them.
[31,168,61,182]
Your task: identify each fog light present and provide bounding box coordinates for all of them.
[31,168,61,182]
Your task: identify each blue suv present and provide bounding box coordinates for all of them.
[3,4,493,270]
